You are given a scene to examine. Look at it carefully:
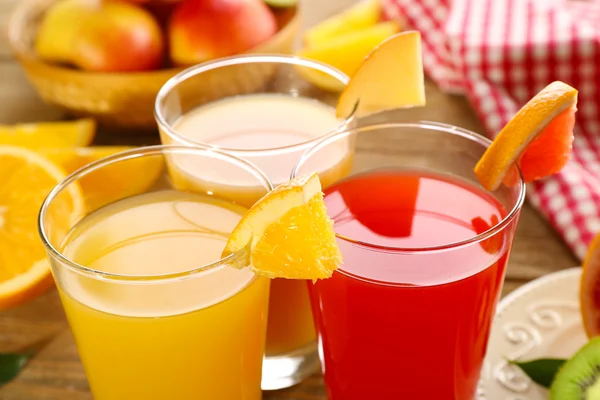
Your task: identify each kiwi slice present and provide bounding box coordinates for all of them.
[263,0,297,8]
[550,337,600,399]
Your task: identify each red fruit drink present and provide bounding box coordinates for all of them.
[310,169,519,399]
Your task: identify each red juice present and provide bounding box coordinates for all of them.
[311,169,517,400]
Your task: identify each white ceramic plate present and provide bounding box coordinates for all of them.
[478,267,587,400]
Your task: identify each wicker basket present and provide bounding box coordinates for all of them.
[8,0,300,128]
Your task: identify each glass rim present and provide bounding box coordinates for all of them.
[291,121,527,253]
[38,144,274,283]
[154,53,353,156]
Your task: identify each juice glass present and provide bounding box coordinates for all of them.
[292,122,526,399]
[155,54,354,390]
[38,146,273,400]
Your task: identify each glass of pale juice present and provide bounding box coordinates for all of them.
[292,122,526,399]
[38,145,273,400]
[155,54,354,390]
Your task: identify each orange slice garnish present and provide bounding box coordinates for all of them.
[581,233,600,338]
[0,146,83,310]
[474,81,577,191]
[223,173,341,279]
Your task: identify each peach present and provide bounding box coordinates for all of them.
[74,1,165,72]
[168,0,277,66]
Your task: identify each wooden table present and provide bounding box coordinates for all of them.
[0,0,579,398]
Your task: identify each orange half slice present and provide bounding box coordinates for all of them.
[581,233,600,338]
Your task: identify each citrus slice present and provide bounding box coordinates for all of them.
[474,81,577,191]
[297,21,400,92]
[39,146,164,213]
[336,30,426,118]
[0,146,83,310]
[580,232,600,338]
[303,0,381,48]
[223,173,341,279]
[0,119,96,148]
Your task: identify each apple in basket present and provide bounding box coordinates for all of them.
[35,0,165,72]
[168,0,278,66]
[33,0,285,72]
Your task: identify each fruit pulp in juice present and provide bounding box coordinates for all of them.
[313,170,513,399]
[57,190,269,400]
[169,93,352,355]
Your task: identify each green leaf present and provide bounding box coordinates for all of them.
[509,358,567,388]
[0,354,30,386]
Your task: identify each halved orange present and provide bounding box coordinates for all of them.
[579,234,600,338]
[474,81,577,191]
[336,31,426,118]
[223,173,341,280]
[0,146,83,310]
[580,233,600,338]
[0,119,95,148]
[40,146,164,213]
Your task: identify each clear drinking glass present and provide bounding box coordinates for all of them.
[38,145,273,400]
[155,54,353,390]
[292,122,526,400]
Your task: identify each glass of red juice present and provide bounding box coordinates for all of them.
[291,122,525,399]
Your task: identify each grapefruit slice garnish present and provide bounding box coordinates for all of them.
[222,173,341,280]
[474,81,577,191]
[336,30,426,119]
[581,233,600,338]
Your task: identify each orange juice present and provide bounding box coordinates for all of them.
[162,93,353,356]
[55,190,269,400]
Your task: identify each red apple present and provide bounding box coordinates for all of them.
[74,1,165,72]
[168,0,278,66]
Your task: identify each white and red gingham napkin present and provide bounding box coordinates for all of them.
[382,0,600,260]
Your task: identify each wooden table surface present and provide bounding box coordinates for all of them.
[0,0,579,399]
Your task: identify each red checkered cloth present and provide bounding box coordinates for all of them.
[382,0,600,260]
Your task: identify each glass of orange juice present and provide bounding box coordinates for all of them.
[155,54,354,390]
[38,145,272,400]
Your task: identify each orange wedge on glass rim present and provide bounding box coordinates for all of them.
[474,81,578,191]
[581,233,600,338]
[223,173,341,280]
[0,146,83,310]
